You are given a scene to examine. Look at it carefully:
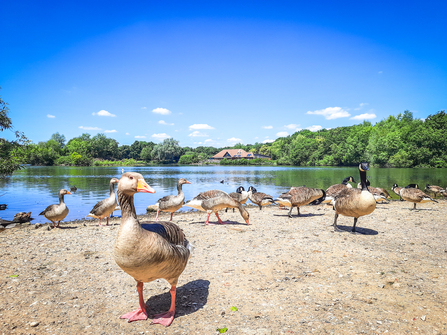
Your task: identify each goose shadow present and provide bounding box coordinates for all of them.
[333,225,378,235]
[145,279,210,318]
[273,213,326,218]
[189,220,248,226]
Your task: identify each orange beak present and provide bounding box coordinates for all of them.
[137,179,155,194]
[245,219,250,225]
[67,191,72,195]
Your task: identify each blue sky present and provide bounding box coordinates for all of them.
[1,1,446,147]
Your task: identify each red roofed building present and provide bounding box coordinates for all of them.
[211,149,270,160]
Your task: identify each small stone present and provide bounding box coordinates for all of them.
[421,315,426,321]
[30,322,39,327]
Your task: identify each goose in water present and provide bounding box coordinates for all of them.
[247,186,275,210]
[113,172,191,326]
[425,184,446,198]
[332,163,376,233]
[400,187,438,209]
[275,187,326,218]
[185,189,250,225]
[226,186,249,213]
[86,178,119,225]
[155,178,191,221]
[39,189,71,228]
[323,176,356,204]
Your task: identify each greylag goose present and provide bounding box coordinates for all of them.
[155,178,191,221]
[247,186,275,210]
[113,172,191,326]
[322,176,356,204]
[275,187,325,218]
[185,189,250,225]
[226,186,249,213]
[400,187,438,209]
[332,163,376,233]
[425,184,445,198]
[86,178,119,225]
[39,189,71,228]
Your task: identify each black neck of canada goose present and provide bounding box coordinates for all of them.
[359,163,369,191]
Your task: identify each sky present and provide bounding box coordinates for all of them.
[1,1,446,148]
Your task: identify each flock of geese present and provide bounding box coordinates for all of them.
[35,163,445,326]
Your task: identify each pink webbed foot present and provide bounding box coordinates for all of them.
[151,310,175,327]
[120,307,148,322]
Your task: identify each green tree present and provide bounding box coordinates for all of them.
[151,138,183,163]
[50,132,66,148]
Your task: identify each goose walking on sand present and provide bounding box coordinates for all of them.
[113,172,192,326]
[247,186,275,210]
[226,186,249,213]
[323,176,356,204]
[87,178,119,225]
[39,189,71,228]
[155,178,191,221]
[400,187,438,210]
[185,189,250,225]
[332,163,376,233]
[275,187,326,218]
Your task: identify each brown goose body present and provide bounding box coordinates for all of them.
[113,172,191,326]
[247,186,275,210]
[400,188,438,209]
[425,184,446,197]
[39,189,71,228]
[87,178,119,225]
[275,187,326,218]
[333,163,376,233]
[226,186,249,213]
[185,189,249,224]
[323,176,356,204]
[155,178,191,221]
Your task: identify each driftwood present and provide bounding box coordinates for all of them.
[0,212,34,227]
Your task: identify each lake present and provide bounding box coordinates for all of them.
[0,165,445,223]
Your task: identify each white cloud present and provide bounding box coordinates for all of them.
[350,113,377,120]
[307,107,350,120]
[79,126,102,131]
[263,125,273,129]
[204,139,214,143]
[135,135,146,139]
[189,124,215,130]
[125,132,130,135]
[276,131,289,137]
[151,133,171,141]
[92,110,116,117]
[189,131,208,137]
[284,124,301,130]
[47,114,55,118]
[262,139,274,143]
[152,108,171,115]
[141,107,147,110]
[159,120,174,126]
[227,137,242,143]
[104,129,117,133]
[354,103,369,110]
[306,125,323,132]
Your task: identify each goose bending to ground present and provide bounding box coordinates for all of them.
[87,178,119,225]
[275,186,326,218]
[226,186,249,213]
[114,172,191,326]
[323,176,356,204]
[400,187,438,209]
[425,184,446,198]
[247,186,275,210]
[155,178,191,221]
[333,163,376,233]
[357,180,389,203]
[184,190,250,225]
[39,189,71,228]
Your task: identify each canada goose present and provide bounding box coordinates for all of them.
[155,178,191,221]
[323,176,356,204]
[226,186,249,213]
[39,189,71,228]
[400,187,438,209]
[392,183,419,200]
[113,172,191,326]
[275,186,326,218]
[425,184,446,198]
[86,178,119,225]
[357,180,389,203]
[184,189,250,225]
[332,163,376,233]
[247,186,275,210]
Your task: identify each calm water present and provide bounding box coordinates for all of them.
[0,165,446,223]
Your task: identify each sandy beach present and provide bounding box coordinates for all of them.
[1,200,446,334]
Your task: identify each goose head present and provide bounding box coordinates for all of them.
[248,186,257,193]
[359,162,369,172]
[118,172,155,196]
[348,176,356,183]
[60,189,72,196]
[392,183,399,190]
[236,186,245,193]
[178,178,191,185]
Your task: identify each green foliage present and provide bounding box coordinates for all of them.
[151,138,184,163]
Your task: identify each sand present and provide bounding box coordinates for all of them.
[0,200,446,335]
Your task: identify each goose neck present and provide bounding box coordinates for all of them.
[117,189,137,221]
[359,170,369,191]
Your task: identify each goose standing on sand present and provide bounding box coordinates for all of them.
[400,187,438,209]
[323,176,356,204]
[357,180,389,203]
[185,190,250,225]
[275,187,326,218]
[332,163,376,233]
[247,186,275,210]
[425,184,446,198]
[226,186,249,213]
[113,172,191,326]
[39,189,71,228]
[155,178,191,221]
[87,178,119,226]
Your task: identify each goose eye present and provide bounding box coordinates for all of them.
[129,176,133,180]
